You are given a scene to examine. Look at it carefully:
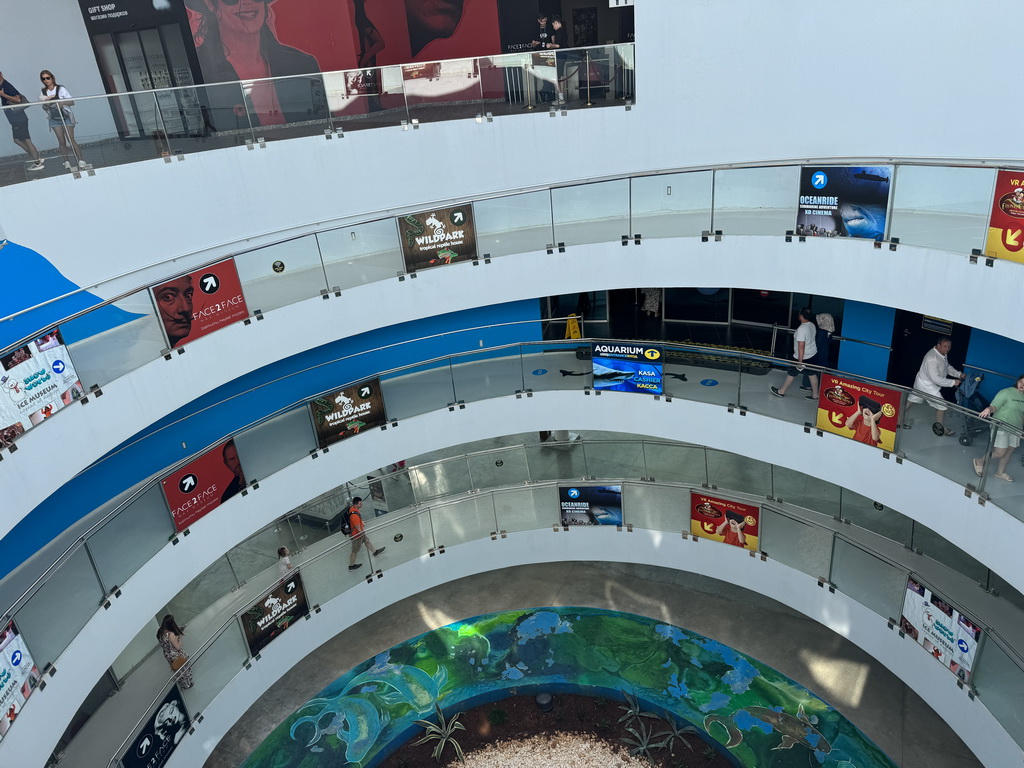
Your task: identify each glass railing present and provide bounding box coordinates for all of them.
[84,443,1024,768]
[0,159,1012,474]
[7,334,1024,761]
[7,336,1024,661]
[0,44,635,187]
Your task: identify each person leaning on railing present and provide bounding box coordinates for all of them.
[973,374,1024,483]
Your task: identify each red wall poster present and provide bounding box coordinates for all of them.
[161,439,247,532]
[151,259,248,349]
[985,169,1024,263]
[815,375,901,452]
[690,492,760,551]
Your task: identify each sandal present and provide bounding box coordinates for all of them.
[995,472,1015,483]
[973,458,983,477]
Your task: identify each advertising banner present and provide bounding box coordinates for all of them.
[815,374,901,452]
[121,685,190,768]
[984,170,1024,263]
[690,492,760,551]
[77,0,191,35]
[796,166,892,240]
[0,620,41,744]
[558,485,623,526]
[310,378,387,449]
[151,259,248,350]
[398,206,477,273]
[241,572,310,656]
[899,577,982,682]
[591,342,663,394]
[161,439,246,532]
[0,328,83,449]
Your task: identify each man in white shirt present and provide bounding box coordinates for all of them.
[904,337,964,436]
[770,308,818,400]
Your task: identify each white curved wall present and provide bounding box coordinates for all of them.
[2,392,1020,767]
[9,235,1024,537]
[1,1,1023,296]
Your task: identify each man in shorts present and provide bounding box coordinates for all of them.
[347,497,385,571]
[973,374,1024,482]
[0,71,44,171]
[904,337,964,436]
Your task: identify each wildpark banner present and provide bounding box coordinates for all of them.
[309,378,387,449]
[397,206,478,273]
[241,572,310,656]
[689,492,760,551]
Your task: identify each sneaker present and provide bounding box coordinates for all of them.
[63,161,72,170]
[77,159,89,169]
[798,385,811,392]
[348,563,362,571]
[27,161,44,172]
[373,547,386,557]
[770,386,784,398]
[804,394,816,401]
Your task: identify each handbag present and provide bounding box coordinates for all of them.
[44,86,75,124]
[170,654,188,672]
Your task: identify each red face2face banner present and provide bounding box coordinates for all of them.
[151,259,248,349]
[161,439,247,532]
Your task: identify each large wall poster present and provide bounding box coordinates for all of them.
[0,620,42,744]
[121,685,190,768]
[689,492,760,551]
[815,375,901,452]
[899,577,982,683]
[151,259,248,349]
[591,342,663,394]
[310,378,387,449]
[558,484,623,526]
[241,572,310,656]
[796,166,892,240]
[397,206,478,273]
[0,328,83,448]
[161,439,247,532]
[984,170,1024,263]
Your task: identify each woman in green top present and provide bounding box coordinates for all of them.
[973,374,1024,482]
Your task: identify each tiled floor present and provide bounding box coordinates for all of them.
[204,561,982,768]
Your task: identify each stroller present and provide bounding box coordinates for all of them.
[955,369,989,446]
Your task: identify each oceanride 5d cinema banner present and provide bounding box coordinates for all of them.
[591,342,663,394]
[0,328,83,448]
[558,484,623,526]
[899,577,982,683]
[241,572,310,656]
[796,166,892,240]
[309,378,387,449]
[397,205,478,273]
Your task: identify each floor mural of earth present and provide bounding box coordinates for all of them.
[241,607,896,768]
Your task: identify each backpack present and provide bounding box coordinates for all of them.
[339,508,352,536]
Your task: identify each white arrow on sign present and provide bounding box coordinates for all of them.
[202,275,218,292]
[180,474,197,492]
[452,211,464,224]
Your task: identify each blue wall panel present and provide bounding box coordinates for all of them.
[837,301,894,381]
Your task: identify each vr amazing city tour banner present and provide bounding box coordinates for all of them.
[0,328,83,449]
[690,492,760,551]
[397,206,478,273]
[985,170,1024,263]
[796,166,892,240]
[558,484,623,526]
[0,620,41,744]
[899,577,982,683]
[242,572,310,656]
[815,375,900,452]
[151,259,248,350]
[309,378,387,449]
[161,439,247,532]
[121,684,190,768]
[591,342,663,394]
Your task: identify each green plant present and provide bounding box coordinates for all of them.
[656,716,699,754]
[620,718,669,762]
[486,708,506,727]
[617,690,660,726]
[703,744,719,761]
[596,718,611,732]
[412,703,466,764]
